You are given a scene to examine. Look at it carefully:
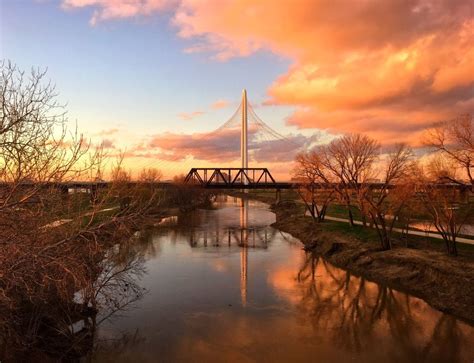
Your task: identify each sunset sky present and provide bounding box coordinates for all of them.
[1,0,473,178]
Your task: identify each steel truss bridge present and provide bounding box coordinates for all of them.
[183,167,292,189]
[1,90,471,195]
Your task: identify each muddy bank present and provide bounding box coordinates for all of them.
[270,204,474,324]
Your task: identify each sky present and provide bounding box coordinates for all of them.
[1,0,473,179]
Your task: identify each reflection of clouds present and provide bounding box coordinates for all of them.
[91,197,474,362]
[211,259,230,273]
[267,253,474,362]
[168,310,341,363]
[266,247,303,305]
[267,266,300,305]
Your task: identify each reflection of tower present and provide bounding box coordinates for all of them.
[240,198,249,306]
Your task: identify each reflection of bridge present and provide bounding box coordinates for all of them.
[187,198,278,306]
[189,225,277,248]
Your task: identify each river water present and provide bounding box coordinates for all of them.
[92,196,474,362]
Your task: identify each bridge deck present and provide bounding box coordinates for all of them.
[0,177,469,192]
[184,167,292,189]
[197,182,293,189]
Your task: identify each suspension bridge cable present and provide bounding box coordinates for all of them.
[124,96,306,178]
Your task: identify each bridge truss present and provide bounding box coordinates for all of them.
[184,167,291,189]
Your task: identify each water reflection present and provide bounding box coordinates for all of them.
[294,253,472,362]
[5,196,472,362]
[187,200,275,249]
[240,198,248,307]
[92,196,474,362]
[181,198,277,307]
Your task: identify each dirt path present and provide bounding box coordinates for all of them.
[324,215,474,246]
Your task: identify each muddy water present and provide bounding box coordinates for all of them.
[92,196,474,363]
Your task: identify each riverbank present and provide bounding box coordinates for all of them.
[227,191,474,324]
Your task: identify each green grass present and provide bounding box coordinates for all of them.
[325,204,362,220]
[230,190,474,254]
[320,218,474,254]
[322,220,379,243]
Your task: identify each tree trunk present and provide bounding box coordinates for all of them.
[319,204,328,222]
[347,206,355,226]
[449,236,458,256]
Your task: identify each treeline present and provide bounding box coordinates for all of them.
[0,62,210,359]
[293,115,473,256]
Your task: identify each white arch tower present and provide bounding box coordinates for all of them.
[241,89,248,169]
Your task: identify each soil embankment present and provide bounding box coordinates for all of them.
[227,191,474,324]
[271,203,474,324]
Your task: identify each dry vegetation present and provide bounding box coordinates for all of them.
[0,61,210,360]
[0,59,472,357]
[293,116,473,255]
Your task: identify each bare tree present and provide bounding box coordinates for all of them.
[0,62,158,359]
[0,61,98,203]
[320,134,380,226]
[362,144,414,250]
[139,167,162,183]
[135,167,163,213]
[293,150,334,222]
[417,162,472,256]
[424,114,473,189]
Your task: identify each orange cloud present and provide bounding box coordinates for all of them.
[100,138,116,149]
[96,127,119,136]
[211,99,230,109]
[178,110,205,121]
[178,99,230,121]
[172,0,474,143]
[61,0,474,144]
[124,126,315,165]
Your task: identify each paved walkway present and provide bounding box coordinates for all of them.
[324,216,474,246]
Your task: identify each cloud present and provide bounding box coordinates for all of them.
[178,99,230,121]
[60,0,474,144]
[125,125,315,164]
[96,127,119,136]
[177,110,205,121]
[172,0,474,143]
[211,99,230,109]
[61,0,176,25]
[100,138,116,149]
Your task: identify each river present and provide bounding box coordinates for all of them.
[91,196,474,362]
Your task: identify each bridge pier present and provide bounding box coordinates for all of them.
[275,189,281,205]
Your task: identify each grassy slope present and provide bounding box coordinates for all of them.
[227,189,474,324]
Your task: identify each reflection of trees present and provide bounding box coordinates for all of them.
[0,238,147,361]
[420,315,464,363]
[91,329,146,361]
[296,252,470,362]
[115,227,163,261]
[82,248,146,326]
